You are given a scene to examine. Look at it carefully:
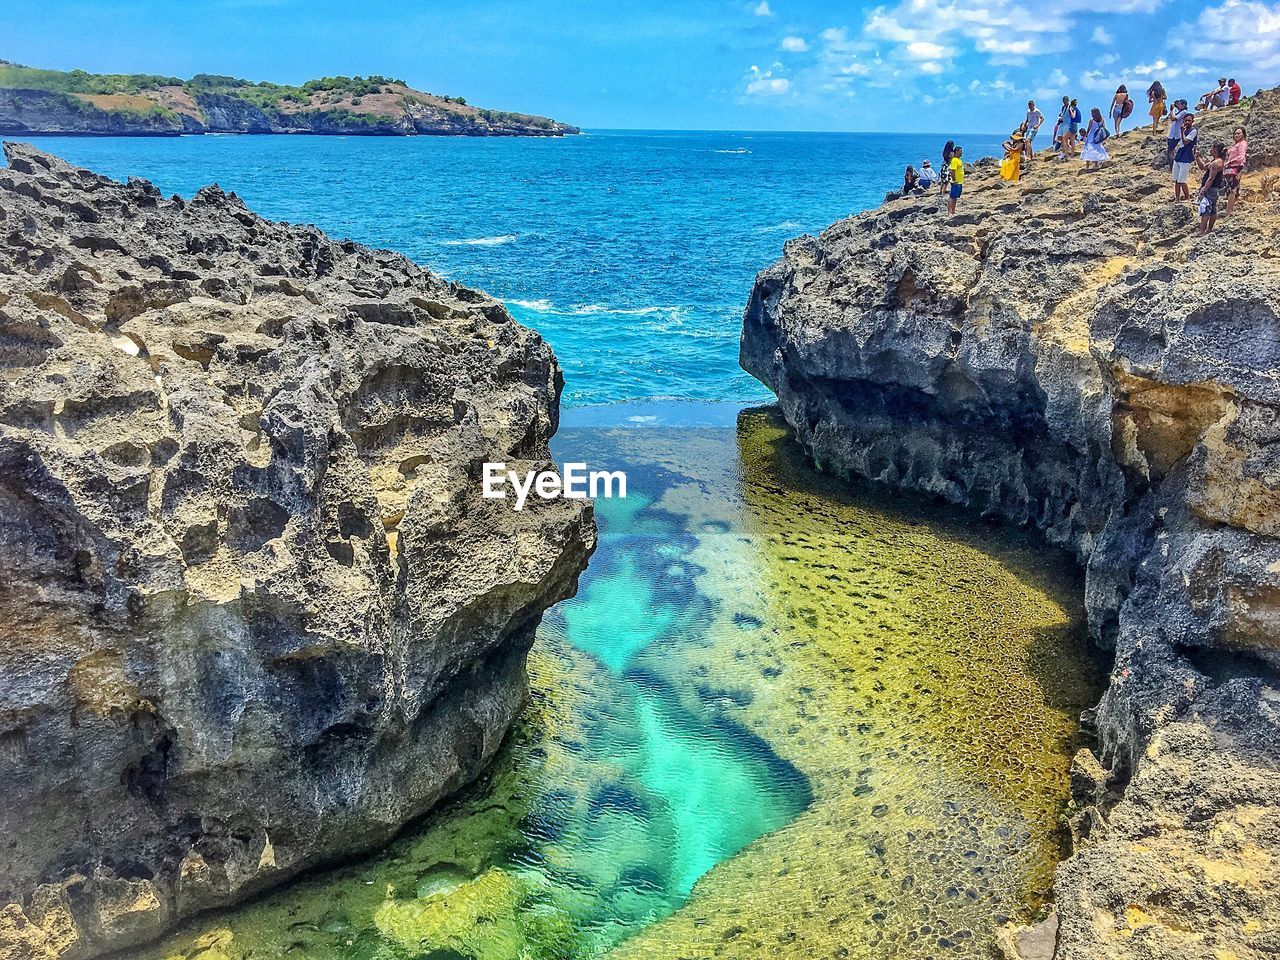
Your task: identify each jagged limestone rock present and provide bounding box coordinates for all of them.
[0,143,595,959]
[742,91,1280,959]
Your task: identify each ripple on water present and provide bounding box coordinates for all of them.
[139,407,1102,960]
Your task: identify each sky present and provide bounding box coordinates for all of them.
[5,0,1279,132]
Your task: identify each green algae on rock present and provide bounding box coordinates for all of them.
[135,409,1101,960]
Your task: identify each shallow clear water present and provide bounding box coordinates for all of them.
[24,130,1003,405]
[141,408,1101,960]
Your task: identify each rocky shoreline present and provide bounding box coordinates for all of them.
[0,143,594,959]
[0,64,578,138]
[742,90,1280,958]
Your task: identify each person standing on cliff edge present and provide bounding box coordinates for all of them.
[947,146,965,214]
[1024,100,1045,159]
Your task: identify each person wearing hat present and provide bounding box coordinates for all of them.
[917,159,937,189]
[1000,126,1028,181]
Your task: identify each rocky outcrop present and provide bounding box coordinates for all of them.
[0,143,594,959]
[0,90,185,136]
[743,89,1280,959]
[0,80,579,138]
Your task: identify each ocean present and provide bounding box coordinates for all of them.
[26,129,1005,406]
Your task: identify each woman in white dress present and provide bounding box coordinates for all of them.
[1081,107,1110,168]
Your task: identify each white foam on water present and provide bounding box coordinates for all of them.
[443,234,519,247]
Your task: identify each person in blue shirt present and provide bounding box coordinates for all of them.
[1171,112,1199,201]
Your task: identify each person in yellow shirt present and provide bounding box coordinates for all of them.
[947,146,965,214]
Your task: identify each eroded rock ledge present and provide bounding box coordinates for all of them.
[742,90,1280,959]
[0,143,595,959]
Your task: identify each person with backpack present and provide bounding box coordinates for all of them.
[1110,85,1132,136]
[1171,112,1199,201]
[1147,81,1167,133]
[1081,107,1110,168]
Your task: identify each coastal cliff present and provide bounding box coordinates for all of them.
[0,63,579,138]
[742,90,1280,959]
[0,143,594,959]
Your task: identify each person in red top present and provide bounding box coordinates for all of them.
[1228,78,1242,105]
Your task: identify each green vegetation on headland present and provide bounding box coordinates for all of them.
[0,59,579,137]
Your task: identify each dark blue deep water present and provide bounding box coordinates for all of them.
[26,130,1002,405]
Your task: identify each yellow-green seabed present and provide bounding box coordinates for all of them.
[144,407,1102,960]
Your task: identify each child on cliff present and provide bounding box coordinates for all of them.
[947,146,965,214]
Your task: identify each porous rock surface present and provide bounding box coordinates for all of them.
[743,89,1280,959]
[0,143,594,959]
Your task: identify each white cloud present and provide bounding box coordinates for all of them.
[1091,26,1113,44]
[781,35,810,52]
[840,61,873,76]
[1172,0,1280,73]
[745,64,792,95]
[754,1,774,16]
[918,61,945,74]
[905,40,953,59]
[856,0,1161,68]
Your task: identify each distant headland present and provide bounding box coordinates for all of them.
[0,60,580,137]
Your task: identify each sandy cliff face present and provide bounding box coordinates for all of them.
[0,143,594,959]
[742,91,1280,959]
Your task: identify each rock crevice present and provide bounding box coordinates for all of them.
[0,143,595,959]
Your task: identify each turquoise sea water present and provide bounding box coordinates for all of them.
[19,132,1090,960]
[26,130,1003,405]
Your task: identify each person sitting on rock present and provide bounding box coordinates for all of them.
[903,165,920,193]
[1197,78,1228,111]
[1171,112,1199,201]
[1228,77,1242,105]
[1000,128,1027,182]
[1196,141,1227,235]
[917,160,938,189]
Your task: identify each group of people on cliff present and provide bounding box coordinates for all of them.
[900,74,1248,235]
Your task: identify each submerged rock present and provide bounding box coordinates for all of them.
[742,89,1280,957]
[0,143,594,959]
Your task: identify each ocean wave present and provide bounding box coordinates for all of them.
[506,299,689,320]
[442,234,519,247]
[714,148,752,154]
[757,220,803,233]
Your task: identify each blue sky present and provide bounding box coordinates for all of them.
[6,0,1278,131]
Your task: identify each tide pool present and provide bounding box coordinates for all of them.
[140,407,1101,960]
